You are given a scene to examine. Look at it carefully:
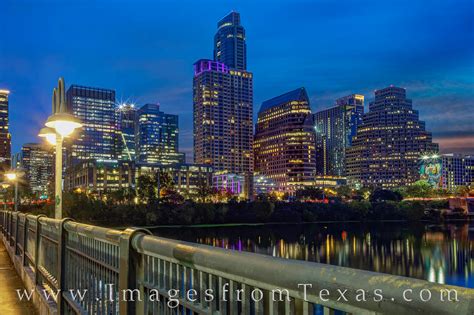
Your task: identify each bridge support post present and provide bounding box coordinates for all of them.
[14,212,19,254]
[57,218,73,315]
[118,227,151,315]
[22,214,28,266]
[34,215,45,285]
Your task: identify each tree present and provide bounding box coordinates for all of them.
[160,188,184,204]
[155,170,174,191]
[295,187,324,201]
[195,176,213,202]
[398,201,425,221]
[335,185,352,199]
[401,180,433,198]
[109,187,136,205]
[454,185,470,197]
[136,175,157,204]
[370,188,403,203]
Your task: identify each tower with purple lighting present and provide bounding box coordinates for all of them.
[193,12,253,199]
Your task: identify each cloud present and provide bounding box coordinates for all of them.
[435,135,474,155]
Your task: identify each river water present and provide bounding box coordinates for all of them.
[151,222,473,288]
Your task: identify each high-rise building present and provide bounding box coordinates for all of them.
[254,88,316,192]
[67,85,117,165]
[193,59,254,198]
[214,11,247,70]
[117,103,137,161]
[20,143,54,196]
[194,12,253,199]
[441,154,474,190]
[136,103,184,164]
[314,94,364,176]
[0,90,12,168]
[346,86,438,188]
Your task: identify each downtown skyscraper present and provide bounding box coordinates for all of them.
[193,12,253,198]
[314,94,364,176]
[0,89,12,168]
[117,103,137,161]
[254,88,316,192]
[346,86,438,188]
[67,85,117,165]
[213,11,247,70]
[21,143,53,196]
[136,103,184,165]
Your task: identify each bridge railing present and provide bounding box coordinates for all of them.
[0,210,472,315]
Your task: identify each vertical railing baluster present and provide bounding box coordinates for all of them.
[119,227,150,315]
[323,307,335,315]
[57,218,73,314]
[34,215,45,285]
[14,212,19,253]
[22,214,28,266]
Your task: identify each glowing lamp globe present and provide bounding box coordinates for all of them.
[45,113,82,137]
[5,173,17,181]
[38,127,57,145]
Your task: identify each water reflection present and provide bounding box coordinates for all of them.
[152,222,474,288]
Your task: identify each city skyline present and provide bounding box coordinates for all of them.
[1,0,473,158]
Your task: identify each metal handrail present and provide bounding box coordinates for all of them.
[0,210,472,315]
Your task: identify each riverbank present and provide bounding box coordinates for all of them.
[21,196,471,227]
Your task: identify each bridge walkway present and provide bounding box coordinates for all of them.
[0,241,36,314]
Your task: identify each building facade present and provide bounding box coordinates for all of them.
[193,60,253,198]
[314,94,364,176]
[194,12,253,199]
[346,86,438,188]
[117,104,137,161]
[136,103,184,165]
[442,154,474,190]
[67,85,117,165]
[64,159,135,194]
[213,11,246,70]
[0,90,12,168]
[212,173,245,196]
[136,163,213,199]
[20,143,53,196]
[254,88,316,193]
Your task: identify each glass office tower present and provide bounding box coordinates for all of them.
[117,104,137,161]
[314,94,364,176]
[21,143,53,196]
[136,103,184,165]
[67,85,117,165]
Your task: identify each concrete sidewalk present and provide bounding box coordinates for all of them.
[0,242,36,314]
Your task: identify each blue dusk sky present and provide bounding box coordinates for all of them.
[1,0,473,160]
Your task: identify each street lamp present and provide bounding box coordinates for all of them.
[39,78,82,219]
[38,127,57,145]
[5,172,18,212]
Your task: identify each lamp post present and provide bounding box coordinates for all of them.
[38,78,82,219]
[5,172,18,212]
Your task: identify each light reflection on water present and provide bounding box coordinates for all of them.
[152,222,474,288]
